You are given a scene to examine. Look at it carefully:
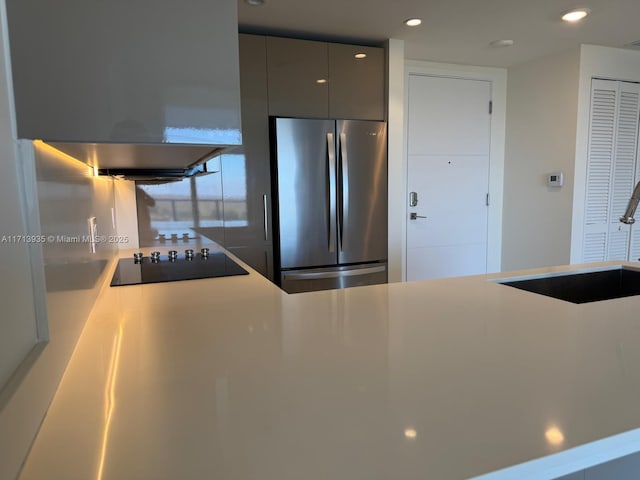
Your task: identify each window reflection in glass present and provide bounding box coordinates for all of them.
[220,154,247,228]
[136,171,224,246]
[135,154,249,247]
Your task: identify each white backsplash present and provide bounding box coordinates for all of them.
[34,139,117,320]
[35,142,117,265]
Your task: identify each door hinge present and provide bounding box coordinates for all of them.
[486,193,490,206]
[489,101,493,115]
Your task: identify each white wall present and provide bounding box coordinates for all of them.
[502,48,580,271]
[570,45,640,263]
[503,44,640,269]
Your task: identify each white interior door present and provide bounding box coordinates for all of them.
[406,75,491,281]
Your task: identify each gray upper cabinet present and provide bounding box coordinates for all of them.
[328,44,385,120]
[5,0,242,147]
[265,36,385,120]
[266,37,329,118]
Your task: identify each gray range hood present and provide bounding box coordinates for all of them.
[47,142,225,181]
[6,0,242,181]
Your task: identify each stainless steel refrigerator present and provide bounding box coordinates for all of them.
[271,117,387,294]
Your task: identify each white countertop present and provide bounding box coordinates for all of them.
[18,250,640,480]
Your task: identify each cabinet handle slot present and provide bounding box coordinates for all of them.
[263,194,269,241]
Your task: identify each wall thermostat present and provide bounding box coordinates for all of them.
[547,171,563,187]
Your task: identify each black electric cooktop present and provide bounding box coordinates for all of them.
[110,252,248,287]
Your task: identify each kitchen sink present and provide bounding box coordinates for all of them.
[497,267,640,304]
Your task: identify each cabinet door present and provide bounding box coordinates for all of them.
[227,246,274,280]
[222,35,273,280]
[0,142,41,393]
[583,79,640,262]
[220,151,270,248]
[6,0,241,146]
[328,44,385,120]
[223,35,271,246]
[266,37,329,118]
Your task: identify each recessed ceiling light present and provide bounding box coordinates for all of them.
[354,53,367,59]
[404,18,422,27]
[245,0,265,5]
[561,8,590,22]
[489,39,515,48]
[316,79,328,84]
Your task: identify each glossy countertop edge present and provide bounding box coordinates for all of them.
[472,427,640,480]
[18,254,640,480]
[486,262,640,283]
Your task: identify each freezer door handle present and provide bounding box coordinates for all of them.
[282,265,386,281]
[339,132,349,252]
[327,132,337,253]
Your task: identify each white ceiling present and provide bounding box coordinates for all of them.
[238,0,640,67]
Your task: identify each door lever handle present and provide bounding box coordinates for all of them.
[410,212,426,220]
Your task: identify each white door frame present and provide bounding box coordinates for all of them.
[401,60,507,280]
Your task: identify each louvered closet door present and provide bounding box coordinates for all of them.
[627,85,640,261]
[583,79,640,262]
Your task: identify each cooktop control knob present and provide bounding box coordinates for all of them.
[201,247,210,258]
[150,251,161,262]
[168,250,178,261]
[133,252,143,263]
[185,249,194,260]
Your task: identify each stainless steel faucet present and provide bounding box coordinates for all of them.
[620,180,640,224]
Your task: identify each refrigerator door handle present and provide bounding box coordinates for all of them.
[339,132,349,252]
[282,265,386,281]
[327,132,337,253]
